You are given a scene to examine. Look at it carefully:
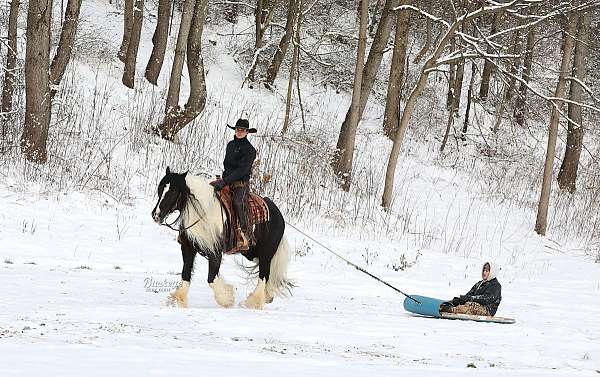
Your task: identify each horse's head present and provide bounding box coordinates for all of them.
[152,167,190,224]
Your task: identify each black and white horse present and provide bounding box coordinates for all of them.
[151,167,291,309]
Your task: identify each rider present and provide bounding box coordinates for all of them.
[210,118,257,250]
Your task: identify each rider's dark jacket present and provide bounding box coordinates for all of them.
[222,136,256,185]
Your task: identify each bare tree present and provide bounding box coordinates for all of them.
[164,0,196,114]
[282,0,301,134]
[382,1,532,209]
[265,0,296,87]
[118,0,134,63]
[514,25,535,127]
[461,61,476,139]
[145,0,172,85]
[246,0,279,83]
[534,11,579,236]
[21,0,52,163]
[478,13,500,101]
[158,0,210,139]
[413,1,432,64]
[557,10,591,193]
[50,0,82,94]
[331,0,368,191]
[383,8,409,139]
[122,0,144,88]
[343,0,398,121]
[1,0,20,151]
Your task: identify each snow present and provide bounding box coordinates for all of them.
[1,0,599,375]
[1,181,599,376]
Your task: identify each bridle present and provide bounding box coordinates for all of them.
[158,190,202,232]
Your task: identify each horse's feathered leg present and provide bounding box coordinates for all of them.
[207,249,235,308]
[243,277,266,310]
[168,233,196,308]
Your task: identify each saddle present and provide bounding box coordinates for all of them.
[217,186,270,254]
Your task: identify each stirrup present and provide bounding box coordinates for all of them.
[238,229,250,250]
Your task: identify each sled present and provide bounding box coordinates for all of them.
[403,295,516,324]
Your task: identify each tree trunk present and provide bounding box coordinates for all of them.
[557,11,590,193]
[164,0,196,114]
[334,0,398,183]
[158,0,209,140]
[1,0,20,151]
[21,0,53,163]
[50,0,82,92]
[478,13,499,101]
[461,61,476,140]
[331,0,368,191]
[265,0,296,87]
[534,11,578,236]
[368,0,382,35]
[282,0,301,135]
[383,8,409,139]
[247,0,264,82]
[514,25,535,127]
[122,0,144,89]
[446,38,456,109]
[145,0,171,85]
[505,27,521,102]
[413,2,432,64]
[118,0,134,63]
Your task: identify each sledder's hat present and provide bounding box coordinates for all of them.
[227,118,257,133]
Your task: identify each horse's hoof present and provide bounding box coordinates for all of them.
[214,284,235,308]
[210,278,235,308]
[167,292,188,308]
[241,297,265,310]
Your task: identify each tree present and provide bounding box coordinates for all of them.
[382,1,530,209]
[158,0,210,139]
[265,0,296,87]
[478,13,500,101]
[118,0,134,63]
[557,10,592,193]
[1,0,20,153]
[21,0,53,163]
[246,0,279,83]
[514,25,535,127]
[334,0,398,189]
[164,0,196,115]
[145,0,172,85]
[332,0,368,191]
[122,0,144,88]
[50,0,82,95]
[282,0,301,134]
[534,10,579,236]
[383,8,409,139]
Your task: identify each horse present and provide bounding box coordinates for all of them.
[151,167,292,309]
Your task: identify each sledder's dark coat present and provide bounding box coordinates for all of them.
[454,278,502,316]
[222,136,256,184]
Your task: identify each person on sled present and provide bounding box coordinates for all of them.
[440,262,502,316]
[210,118,257,251]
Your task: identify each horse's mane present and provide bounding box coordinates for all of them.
[182,175,224,253]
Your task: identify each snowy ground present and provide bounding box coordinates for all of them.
[1,184,599,376]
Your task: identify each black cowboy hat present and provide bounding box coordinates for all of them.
[227,118,257,133]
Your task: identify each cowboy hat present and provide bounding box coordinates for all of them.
[227,118,257,133]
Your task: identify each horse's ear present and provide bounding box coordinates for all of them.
[166,166,171,175]
[181,171,188,178]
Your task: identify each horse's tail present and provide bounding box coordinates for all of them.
[266,236,294,298]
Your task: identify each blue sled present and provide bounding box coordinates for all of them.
[403,295,516,324]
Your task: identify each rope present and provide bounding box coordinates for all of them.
[285,221,421,304]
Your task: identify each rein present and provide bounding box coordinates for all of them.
[159,192,203,232]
